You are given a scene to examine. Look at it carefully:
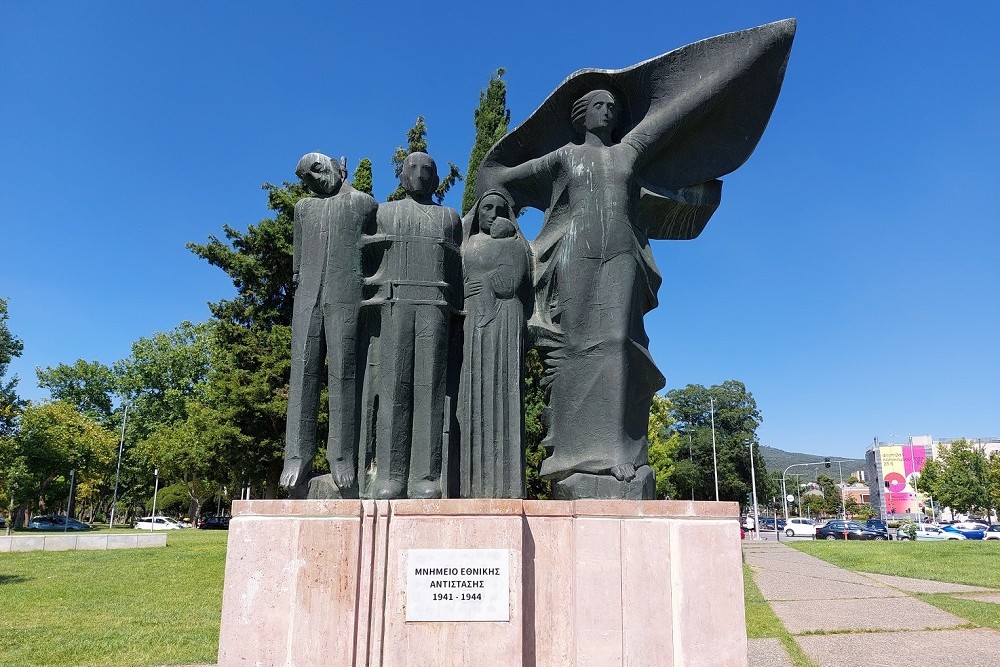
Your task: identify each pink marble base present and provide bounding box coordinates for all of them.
[218,499,746,666]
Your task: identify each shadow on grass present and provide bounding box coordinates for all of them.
[0,574,30,585]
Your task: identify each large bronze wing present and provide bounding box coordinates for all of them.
[475,19,796,240]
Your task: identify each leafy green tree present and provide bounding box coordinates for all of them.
[133,400,223,519]
[800,492,825,518]
[0,298,24,528]
[815,473,842,516]
[523,350,549,499]
[387,116,463,203]
[985,453,1000,521]
[919,439,989,517]
[665,381,767,503]
[188,182,305,498]
[352,157,374,196]
[646,394,683,499]
[111,321,213,517]
[36,359,117,425]
[462,68,510,215]
[114,322,213,439]
[10,401,116,517]
[0,297,24,439]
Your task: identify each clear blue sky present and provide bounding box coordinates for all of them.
[3,3,998,459]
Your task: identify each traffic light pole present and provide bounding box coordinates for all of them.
[782,459,852,522]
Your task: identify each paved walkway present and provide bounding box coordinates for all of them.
[744,540,1000,666]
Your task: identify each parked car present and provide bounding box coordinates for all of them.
[943,524,985,540]
[815,520,884,540]
[896,524,964,540]
[198,515,230,530]
[864,519,893,540]
[784,518,816,538]
[134,516,186,530]
[27,516,92,531]
[952,521,988,532]
[983,525,1000,540]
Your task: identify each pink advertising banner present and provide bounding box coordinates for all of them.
[881,445,927,514]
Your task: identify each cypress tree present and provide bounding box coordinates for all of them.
[462,68,510,215]
[387,116,462,204]
[352,157,374,196]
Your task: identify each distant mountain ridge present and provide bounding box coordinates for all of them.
[759,445,868,483]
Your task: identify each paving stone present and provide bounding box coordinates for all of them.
[747,638,793,667]
[861,572,997,594]
[797,628,1000,667]
[772,596,966,634]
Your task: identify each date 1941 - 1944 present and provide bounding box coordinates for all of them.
[433,593,482,601]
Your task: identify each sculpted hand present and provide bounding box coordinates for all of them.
[466,278,484,298]
[490,273,515,298]
[610,463,637,482]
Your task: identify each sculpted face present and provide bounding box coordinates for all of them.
[297,153,343,196]
[584,91,619,134]
[477,194,510,233]
[401,152,439,199]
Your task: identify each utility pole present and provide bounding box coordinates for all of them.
[64,469,76,532]
[109,403,129,529]
[150,467,160,530]
[710,397,719,502]
[838,461,847,520]
[749,442,761,539]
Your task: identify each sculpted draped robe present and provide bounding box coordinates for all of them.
[474,20,795,485]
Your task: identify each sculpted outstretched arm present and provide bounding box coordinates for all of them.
[493,150,562,211]
[623,86,714,164]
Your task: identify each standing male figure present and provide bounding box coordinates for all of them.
[281,152,378,495]
[372,152,462,499]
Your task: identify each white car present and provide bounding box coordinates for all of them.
[983,525,1000,540]
[896,524,965,541]
[784,518,816,538]
[952,522,988,532]
[134,516,186,530]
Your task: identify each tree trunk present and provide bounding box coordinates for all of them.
[188,497,201,523]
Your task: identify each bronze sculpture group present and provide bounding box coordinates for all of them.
[281,20,796,500]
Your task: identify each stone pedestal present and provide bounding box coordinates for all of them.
[218,499,746,666]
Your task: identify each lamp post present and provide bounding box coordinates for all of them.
[150,467,160,531]
[838,461,846,520]
[749,442,761,540]
[109,404,129,529]
[710,397,719,502]
[64,469,76,532]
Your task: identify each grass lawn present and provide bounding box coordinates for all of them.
[0,529,227,667]
[790,540,1000,589]
[743,564,814,667]
[790,540,1000,632]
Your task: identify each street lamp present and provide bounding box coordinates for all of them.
[748,442,761,540]
[109,404,129,529]
[837,461,846,520]
[710,397,719,502]
[64,469,76,532]
[150,467,160,531]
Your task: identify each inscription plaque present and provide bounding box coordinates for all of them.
[405,548,511,622]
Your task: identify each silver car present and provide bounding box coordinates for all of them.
[896,524,965,541]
